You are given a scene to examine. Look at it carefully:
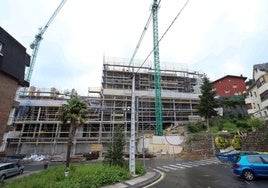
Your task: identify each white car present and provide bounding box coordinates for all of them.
[0,162,24,181]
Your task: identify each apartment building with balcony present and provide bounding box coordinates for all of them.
[245,63,268,118]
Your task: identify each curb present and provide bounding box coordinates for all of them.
[131,170,162,188]
[101,170,162,188]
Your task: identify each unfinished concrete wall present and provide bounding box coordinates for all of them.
[54,143,67,155]
[75,143,90,154]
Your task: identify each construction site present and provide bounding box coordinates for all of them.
[1,57,204,158]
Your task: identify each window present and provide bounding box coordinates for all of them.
[232,85,237,89]
[260,90,268,102]
[257,77,266,88]
[254,92,257,97]
[247,156,263,164]
[0,42,3,56]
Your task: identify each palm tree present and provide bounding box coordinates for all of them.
[59,97,89,168]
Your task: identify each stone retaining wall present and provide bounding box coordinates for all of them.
[183,124,268,156]
[241,124,268,152]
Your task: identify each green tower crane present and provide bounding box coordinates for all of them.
[152,0,163,136]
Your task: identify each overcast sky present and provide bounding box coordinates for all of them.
[1,0,268,95]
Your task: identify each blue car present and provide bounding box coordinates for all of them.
[232,154,268,181]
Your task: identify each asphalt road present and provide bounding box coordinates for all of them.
[144,156,268,188]
[6,157,268,188]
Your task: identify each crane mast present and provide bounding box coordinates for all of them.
[25,0,67,84]
[152,0,163,136]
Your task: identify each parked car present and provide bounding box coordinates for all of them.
[0,162,24,181]
[232,154,268,181]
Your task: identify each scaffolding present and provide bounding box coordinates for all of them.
[4,57,204,156]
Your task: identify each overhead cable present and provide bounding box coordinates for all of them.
[136,0,190,74]
[128,13,152,67]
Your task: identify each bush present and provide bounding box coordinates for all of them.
[231,135,242,150]
[222,121,237,132]
[187,122,206,133]
[215,136,229,149]
[247,117,265,130]
[236,120,251,132]
[135,162,146,176]
[4,163,135,188]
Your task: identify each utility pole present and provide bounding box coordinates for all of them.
[129,75,136,175]
[152,0,163,136]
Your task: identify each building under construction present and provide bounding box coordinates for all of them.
[2,57,204,156]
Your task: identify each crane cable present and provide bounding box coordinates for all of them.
[128,13,152,67]
[128,0,163,67]
[136,0,190,74]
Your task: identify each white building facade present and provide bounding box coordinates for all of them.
[245,63,268,119]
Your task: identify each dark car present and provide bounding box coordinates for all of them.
[232,154,268,181]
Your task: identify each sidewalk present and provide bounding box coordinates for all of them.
[102,170,162,188]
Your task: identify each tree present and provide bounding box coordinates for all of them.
[197,76,218,130]
[59,97,89,168]
[104,125,126,167]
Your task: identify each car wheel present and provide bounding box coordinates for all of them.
[19,169,23,175]
[0,175,5,182]
[242,169,255,181]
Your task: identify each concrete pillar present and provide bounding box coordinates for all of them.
[16,123,25,154]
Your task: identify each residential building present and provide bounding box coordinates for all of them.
[3,57,204,156]
[0,27,30,150]
[245,63,268,118]
[212,75,247,97]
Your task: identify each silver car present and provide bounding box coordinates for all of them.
[0,162,24,181]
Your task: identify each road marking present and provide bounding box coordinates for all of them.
[201,158,219,163]
[176,163,192,168]
[156,166,170,172]
[163,165,178,170]
[169,164,185,169]
[154,158,219,173]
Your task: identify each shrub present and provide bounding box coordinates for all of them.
[187,122,206,133]
[231,135,242,150]
[247,117,265,130]
[222,121,237,132]
[215,136,229,149]
[4,163,134,188]
[236,120,251,132]
[135,162,146,176]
